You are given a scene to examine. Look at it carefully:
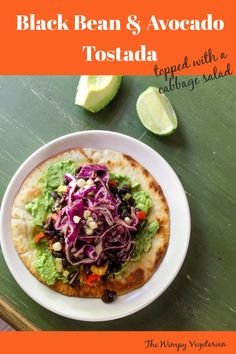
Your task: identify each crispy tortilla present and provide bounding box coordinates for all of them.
[11,149,169,297]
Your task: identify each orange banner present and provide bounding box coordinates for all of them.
[0,0,235,74]
[0,331,236,354]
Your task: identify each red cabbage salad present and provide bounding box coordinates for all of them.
[26,160,159,302]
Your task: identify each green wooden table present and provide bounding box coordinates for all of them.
[0,76,235,331]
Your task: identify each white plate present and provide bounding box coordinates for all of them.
[0,131,190,322]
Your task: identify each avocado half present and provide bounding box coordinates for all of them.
[75,75,122,113]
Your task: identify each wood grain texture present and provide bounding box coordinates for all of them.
[0,297,39,331]
[0,76,236,330]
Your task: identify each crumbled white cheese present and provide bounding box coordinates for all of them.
[124,217,131,225]
[52,242,62,252]
[73,215,81,224]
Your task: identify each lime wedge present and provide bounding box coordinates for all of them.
[136,87,178,135]
[75,75,122,113]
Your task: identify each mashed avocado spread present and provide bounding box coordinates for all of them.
[34,240,68,285]
[41,160,75,190]
[132,190,152,214]
[132,220,159,261]
[35,246,59,285]
[26,160,75,226]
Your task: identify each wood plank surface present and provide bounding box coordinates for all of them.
[0,297,39,331]
[0,76,235,330]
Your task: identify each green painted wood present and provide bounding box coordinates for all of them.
[0,75,235,330]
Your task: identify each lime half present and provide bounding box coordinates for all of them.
[136,87,178,135]
[75,75,122,113]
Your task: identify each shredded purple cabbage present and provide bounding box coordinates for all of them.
[54,164,136,266]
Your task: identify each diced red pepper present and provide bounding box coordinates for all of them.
[109,180,117,187]
[86,273,101,286]
[34,232,45,244]
[136,211,146,221]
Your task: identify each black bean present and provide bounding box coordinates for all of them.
[109,261,122,273]
[44,230,55,238]
[60,199,67,207]
[58,231,64,237]
[118,205,131,218]
[68,271,80,287]
[102,289,117,303]
[51,191,60,200]
[94,180,100,188]
[68,254,77,264]
[52,251,63,258]
[52,235,59,243]
[117,202,127,213]
[59,237,65,245]
[121,209,129,219]
[128,196,135,206]
[123,184,131,192]
[82,198,89,207]
[136,220,146,231]
[63,178,69,185]
[70,278,80,288]
[62,258,69,268]
[83,265,91,275]
[75,166,82,175]
[45,218,55,231]
[75,240,85,249]
[96,170,104,177]
[118,190,126,198]
[110,186,118,195]
[118,185,132,200]
[106,251,117,262]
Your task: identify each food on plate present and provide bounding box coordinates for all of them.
[75,75,122,113]
[11,149,169,302]
[136,86,178,135]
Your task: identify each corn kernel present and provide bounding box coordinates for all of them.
[77,178,86,188]
[124,193,131,200]
[86,179,94,186]
[55,258,63,272]
[85,227,94,235]
[89,221,98,230]
[57,185,67,193]
[63,270,70,278]
[83,210,91,219]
